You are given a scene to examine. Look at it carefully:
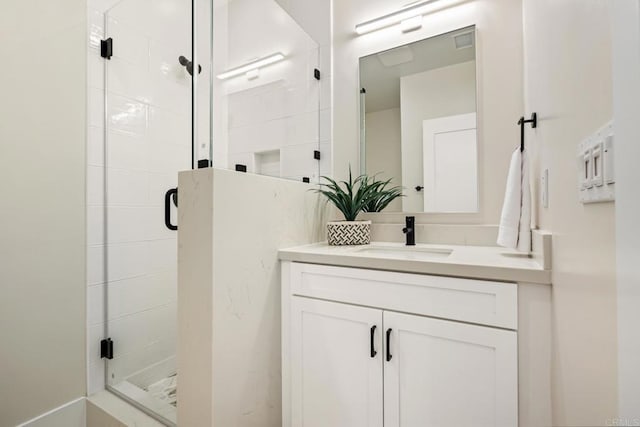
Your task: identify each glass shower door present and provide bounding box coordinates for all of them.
[102,0,197,424]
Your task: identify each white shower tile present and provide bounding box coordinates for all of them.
[107,304,172,359]
[107,242,148,281]
[146,239,177,274]
[319,44,331,75]
[107,206,148,243]
[227,93,248,129]
[107,130,147,171]
[88,360,105,395]
[107,272,173,320]
[107,169,150,206]
[286,112,319,146]
[283,81,318,116]
[88,9,104,50]
[147,174,178,208]
[88,323,105,364]
[144,206,175,241]
[148,107,190,147]
[88,49,105,89]
[319,108,331,142]
[228,125,253,154]
[106,16,149,67]
[107,94,147,137]
[88,87,105,128]
[87,206,105,246]
[88,284,105,325]
[87,126,105,166]
[230,119,286,154]
[306,47,320,72]
[260,83,287,121]
[319,76,331,110]
[319,142,331,177]
[281,142,321,179]
[263,119,288,149]
[149,39,190,115]
[149,143,190,174]
[87,165,105,206]
[87,245,105,286]
[108,57,152,104]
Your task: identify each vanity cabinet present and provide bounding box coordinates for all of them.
[383,311,517,427]
[282,262,519,427]
[290,297,383,427]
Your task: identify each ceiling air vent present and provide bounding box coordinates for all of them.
[453,32,474,50]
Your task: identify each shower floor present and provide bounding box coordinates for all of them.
[144,373,178,407]
[111,364,178,424]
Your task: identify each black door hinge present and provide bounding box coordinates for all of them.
[235,164,247,172]
[314,68,321,80]
[302,177,310,183]
[101,338,114,360]
[197,159,211,169]
[101,38,113,60]
[313,150,321,160]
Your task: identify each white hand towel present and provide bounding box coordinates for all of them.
[497,148,531,252]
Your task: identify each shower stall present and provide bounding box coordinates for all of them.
[88,0,326,424]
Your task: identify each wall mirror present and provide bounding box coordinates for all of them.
[359,26,478,213]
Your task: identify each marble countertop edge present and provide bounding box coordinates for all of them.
[279,242,552,285]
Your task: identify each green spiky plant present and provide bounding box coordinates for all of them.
[361,174,404,213]
[315,168,404,221]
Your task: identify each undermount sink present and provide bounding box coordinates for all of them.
[355,246,453,260]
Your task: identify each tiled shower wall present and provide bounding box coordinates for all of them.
[275,0,332,179]
[86,0,192,394]
[213,0,332,181]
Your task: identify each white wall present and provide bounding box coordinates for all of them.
[400,61,476,211]
[365,108,402,211]
[177,168,327,426]
[0,0,87,425]
[612,0,640,419]
[86,0,192,397]
[523,0,618,424]
[333,0,523,223]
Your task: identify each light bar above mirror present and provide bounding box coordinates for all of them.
[355,0,454,35]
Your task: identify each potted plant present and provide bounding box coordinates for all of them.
[316,169,403,245]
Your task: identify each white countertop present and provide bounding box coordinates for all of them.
[279,241,552,284]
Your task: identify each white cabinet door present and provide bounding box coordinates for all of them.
[291,297,383,427]
[383,311,518,427]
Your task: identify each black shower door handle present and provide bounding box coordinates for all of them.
[165,188,178,231]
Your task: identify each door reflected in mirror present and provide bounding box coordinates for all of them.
[359,26,478,213]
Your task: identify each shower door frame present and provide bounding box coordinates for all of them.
[101,0,203,425]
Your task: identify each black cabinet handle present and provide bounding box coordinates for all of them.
[164,188,178,231]
[386,328,392,361]
[370,325,377,358]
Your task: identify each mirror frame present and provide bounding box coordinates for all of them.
[357,25,483,220]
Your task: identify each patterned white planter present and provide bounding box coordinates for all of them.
[327,220,371,246]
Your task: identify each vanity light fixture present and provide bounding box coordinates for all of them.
[216,53,285,80]
[355,0,445,35]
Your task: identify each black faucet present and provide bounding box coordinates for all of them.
[402,216,415,246]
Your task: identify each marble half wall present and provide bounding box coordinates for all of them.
[177,168,327,426]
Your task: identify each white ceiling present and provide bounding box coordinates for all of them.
[360,27,476,113]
